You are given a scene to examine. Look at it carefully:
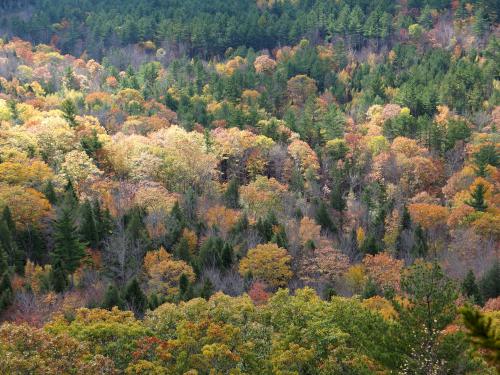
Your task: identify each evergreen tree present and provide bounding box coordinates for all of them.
[7,99,19,124]
[361,234,380,255]
[165,202,185,247]
[0,244,12,311]
[473,144,499,177]
[102,283,124,310]
[2,206,16,233]
[123,278,147,315]
[256,212,278,242]
[200,278,214,300]
[362,278,379,299]
[473,7,489,36]
[52,207,87,286]
[148,293,161,310]
[465,183,488,212]
[80,200,99,249]
[174,237,191,262]
[315,201,335,233]
[462,270,483,306]
[330,185,346,212]
[221,243,233,269]
[50,258,68,293]
[178,273,191,301]
[479,261,499,301]
[394,262,458,373]
[44,181,57,205]
[396,206,413,258]
[224,178,240,209]
[61,98,78,127]
[411,225,428,259]
[94,200,112,243]
[81,129,102,159]
[63,179,78,207]
[0,213,17,267]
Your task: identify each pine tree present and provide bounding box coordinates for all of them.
[64,179,78,207]
[0,244,12,311]
[94,200,112,243]
[200,278,214,300]
[80,200,99,249]
[221,243,233,269]
[44,181,57,204]
[174,237,191,262]
[50,258,68,293]
[479,261,499,301]
[330,185,346,212]
[462,270,483,306]
[148,293,161,310]
[396,207,412,259]
[315,201,335,233]
[224,178,240,209]
[361,234,380,255]
[465,183,488,212]
[412,225,428,259]
[473,7,489,36]
[2,206,16,233]
[52,207,86,286]
[123,278,147,315]
[7,99,19,124]
[102,283,124,310]
[179,273,191,301]
[362,278,379,299]
[61,98,78,127]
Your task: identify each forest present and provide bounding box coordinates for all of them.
[0,0,499,374]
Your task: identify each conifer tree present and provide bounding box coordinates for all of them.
[50,258,68,293]
[462,270,483,306]
[61,98,78,127]
[412,225,428,259]
[178,273,191,301]
[0,244,12,311]
[200,278,214,300]
[123,277,147,316]
[466,183,488,212]
[44,181,58,204]
[479,261,499,301]
[102,283,124,310]
[174,237,191,262]
[80,200,99,249]
[315,201,335,233]
[52,207,86,287]
[224,178,240,209]
[221,243,233,269]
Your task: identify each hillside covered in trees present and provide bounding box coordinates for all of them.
[0,0,499,373]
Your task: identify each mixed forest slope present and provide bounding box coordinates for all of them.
[0,0,498,373]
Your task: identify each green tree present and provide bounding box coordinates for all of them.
[315,201,335,233]
[174,237,191,263]
[50,258,68,293]
[0,244,12,311]
[200,278,214,300]
[462,270,483,306]
[465,183,488,212]
[394,262,458,374]
[411,225,428,259]
[123,278,147,316]
[224,178,240,209]
[102,283,125,310]
[80,200,99,249]
[61,98,78,127]
[479,261,499,301]
[473,144,499,177]
[52,207,87,286]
